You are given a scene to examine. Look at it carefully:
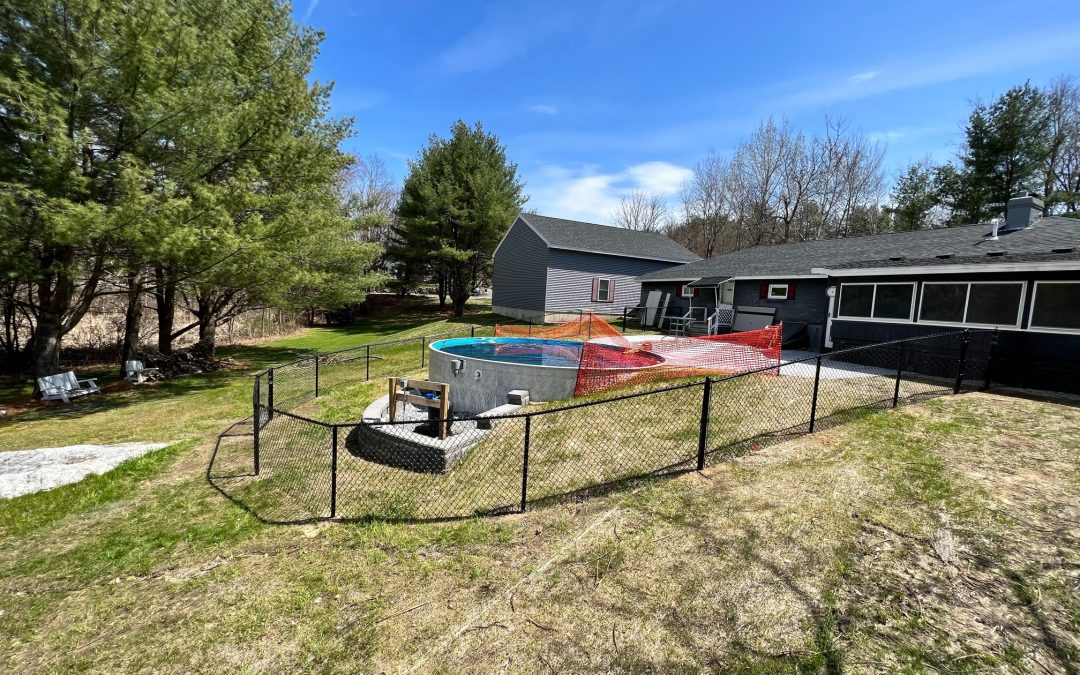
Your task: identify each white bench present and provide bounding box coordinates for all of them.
[37,371,100,403]
[124,360,162,384]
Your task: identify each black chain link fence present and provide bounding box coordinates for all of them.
[232,328,997,523]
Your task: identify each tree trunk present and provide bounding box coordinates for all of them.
[437,273,447,309]
[154,267,177,355]
[451,268,470,317]
[31,311,64,387]
[120,272,145,375]
[193,304,217,359]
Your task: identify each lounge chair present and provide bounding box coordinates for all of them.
[37,371,100,403]
[124,360,162,384]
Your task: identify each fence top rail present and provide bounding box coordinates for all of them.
[256,326,991,428]
[315,325,487,357]
[260,407,336,428]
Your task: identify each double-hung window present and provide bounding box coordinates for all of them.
[918,281,1025,328]
[837,282,916,321]
[593,277,614,303]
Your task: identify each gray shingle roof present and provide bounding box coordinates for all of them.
[518,213,700,263]
[638,216,1080,281]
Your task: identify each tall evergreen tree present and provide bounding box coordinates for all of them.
[888,161,939,231]
[394,121,526,316]
[0,0,376,378]
[957,83,1052,221]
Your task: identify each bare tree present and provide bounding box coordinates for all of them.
[611,190,669,232]
[729,117,790,245]
[1046,76,1080,213]
[347,154,399,244]
[680,150,731,257]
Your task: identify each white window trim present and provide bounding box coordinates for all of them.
[836,282,916,324]
[767,283,789,300]
[679,284,695,299]
[1027,280,1080,334]
[918,280,1026,329]
[596,277,614,303]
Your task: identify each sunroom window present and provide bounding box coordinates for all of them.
[1029,282,1080,331]
[837,283,915,321]
[919,281,1024,327]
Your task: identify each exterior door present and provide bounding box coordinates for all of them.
[720,281,735,307]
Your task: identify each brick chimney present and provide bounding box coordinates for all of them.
[1004,191,1044,230]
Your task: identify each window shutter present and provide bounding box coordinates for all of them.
[592,278,599,302]
[759,283,768,299]
[787,284,796,300]
[693,287,700,297]
[609,278,616,301]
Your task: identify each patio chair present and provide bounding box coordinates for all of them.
[37,371,100,403]
[124,360,163,384]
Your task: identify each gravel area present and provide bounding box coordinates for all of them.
[0,442,171,499]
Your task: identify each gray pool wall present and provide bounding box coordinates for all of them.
[428,340,579,413]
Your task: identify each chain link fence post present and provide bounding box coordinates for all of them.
[253,375,261,475]
[954,330,970,394]
[520,415,531,513]
[892,343,905,408]
[697,378,711,470]
[314,352,320,398]
[809,355,822,433]
[330,426,338,518]
[470,325,476,338]
[365,344,371,381]
[983,328,998,391]
[267,368,275,422]
[420,336,426,369]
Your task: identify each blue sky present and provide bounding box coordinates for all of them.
[297,0,1080,223]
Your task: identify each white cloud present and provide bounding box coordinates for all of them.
[526,161,692,223]
[782,22,1080,108]
[525,103,559,115]
[301,0,319,22]
[433,6,571,76]
[625,161,693,195]
[848,70,882,84]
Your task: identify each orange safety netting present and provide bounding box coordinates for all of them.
[495,312,623,341]
[495,313,783,396]
[574,322,783,396]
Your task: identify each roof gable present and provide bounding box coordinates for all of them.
[513,213,700,263]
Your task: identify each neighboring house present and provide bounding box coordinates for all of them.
[492,213,699,321]
[637,193,1080,392]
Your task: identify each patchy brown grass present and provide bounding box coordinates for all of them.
[0,391,1076,673]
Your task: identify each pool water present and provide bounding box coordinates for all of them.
[431,337,583,367]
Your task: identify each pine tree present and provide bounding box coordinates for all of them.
[394,121,527,316]
[957,83,1052,221]
[888,161,939,231]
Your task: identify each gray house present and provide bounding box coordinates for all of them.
[492,213,699,321]
[636,193,1080,392]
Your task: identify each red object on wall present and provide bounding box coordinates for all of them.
[787,284,796,300]
[759,283,768,299]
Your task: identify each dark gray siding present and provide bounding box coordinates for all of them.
[829,270,1080,394]
[732,279,830,326]
[492,219,548,314]
[546,250,678,312]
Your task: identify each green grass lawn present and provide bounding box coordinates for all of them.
[0,297,494,451]
[0,301,1076,672]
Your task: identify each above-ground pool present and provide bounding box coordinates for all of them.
[428,337,663,413]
